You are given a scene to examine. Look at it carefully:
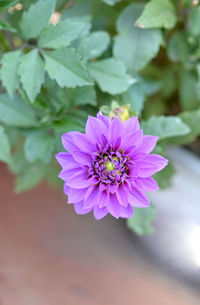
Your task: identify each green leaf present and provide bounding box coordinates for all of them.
[0,50,22,98]
[24,130,55,163]
[179,70,199,111]
[127,203,156,235]
[89,58,135,95]
[53,110,88,133]
[136,0,177,29]
[0,19,16,32]
[102,0,121,6]
[18,49,45,103]
[122,76,160,115]
[114,3,162,73]
[78,31,110,60]
[141,115,190,140]
[0,94,37,127]
[167,31,189,63]
[43,48,92,88]
[38,19,90,49]
[15,162,45,192]
[188,6,200,36]
[66,86,97,106]
[20,0,56,39]
[174,109,200,144]
[0,126,11,163]
[0,0,18,9]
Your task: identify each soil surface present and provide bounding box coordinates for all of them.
[0,163,199,305]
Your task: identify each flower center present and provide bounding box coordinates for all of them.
[105,161,115,172]
[91,151,129,184]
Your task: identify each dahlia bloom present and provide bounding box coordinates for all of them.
[56,113,168,220]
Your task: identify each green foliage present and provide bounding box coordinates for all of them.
[114,3,162,73]
[0,0,200,235]
[19,0,56,39]
[141,116,190,140]
[136,0,177,29]
[127,203,156,235]
[89,58,135,94]
[0,126,11,163]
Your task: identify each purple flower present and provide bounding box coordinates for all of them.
[56,113,168,220]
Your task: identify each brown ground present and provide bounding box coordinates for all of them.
[0,163,199,305]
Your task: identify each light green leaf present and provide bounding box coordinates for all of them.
[78,31,110,60]
[53,110,88,133]
[0,94,37,127]
[0,50,22,98]
[15,162,45,192]
[43,48,92,88]
[0,126,11,163]
[136,0,177,29]
[0,19,16,32]
[102,0,121,6]
[179,70,199,111]
[18,49,45,103]
[24,130,55,163]
[127,204,156,235]
[174,109,200,144]
[89,58,135,95]
[20,0,56,39]
[114,3,162,73]
[141,115,190,140]
[38,19,90,49]
[188,7,200,36]
[167,31,189,63]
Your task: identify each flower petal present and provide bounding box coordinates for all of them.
[97,112,111,128]
[72,133,96,153]
[107,194,121,218]
[137,135,158,153]
[128,188,150,208]
[123,117,140,133]
[74,201,92,215]
[71,150,92,166]
[67,187,88,203]
[67,170,92,189]
[55,152,74,168]
[84,185,101,208]
[120,204,134,218]
[62,132,80,152]
[136,154,168,177]
[116,184,128,207]
[98,190,109,208]
[86,116,108,142]
[135,177,159,192]
[93,205,108,220]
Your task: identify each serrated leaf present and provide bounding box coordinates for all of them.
[114,3,162,73]
[136,0,177,29]
[0,50,22,98]
[19,0,56,39]
[18,49,45,103]
[127,203,156,235]
[0,19,16,32]
[24,130,55,163]
[78,31,110,60]
[102,0,121,5]
[0,126,11,163]
[141,116,190,140]
[0,94,37,127]
[38,19,90,49]
[15,162,45,192]
[89,58,135,95]
[43,48,92,88]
